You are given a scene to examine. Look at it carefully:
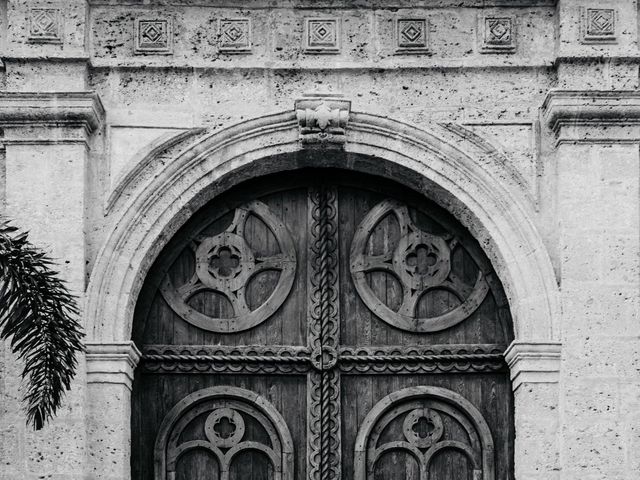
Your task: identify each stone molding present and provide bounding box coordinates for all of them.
[86,341,141,390]
[295,93,351,145]
[542,90,640,143]
[0,91,105,133]
[504,341,562,391]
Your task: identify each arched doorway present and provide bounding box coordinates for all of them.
[131,168,514,479]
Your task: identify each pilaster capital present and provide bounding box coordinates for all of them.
[542,89,640,144]
[0,91,105,139]
[86,341,141,390]
[504,341,562,391]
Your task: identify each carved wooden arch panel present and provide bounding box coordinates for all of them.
[153,386,294,480]
[132,169,514,480]
[354,386,495,480]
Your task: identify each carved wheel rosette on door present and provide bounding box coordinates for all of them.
[350,199,490,332]
[159,200,296,333]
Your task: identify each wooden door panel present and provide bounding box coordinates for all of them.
[337,184,511,348]
[134,187,310,348]
[342,374,513,480]
[132,170,514,480]
[132,374,306,480]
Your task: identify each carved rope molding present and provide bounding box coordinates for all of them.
[542,90,640,144]
[139,344,507,374]
[307,185,342,480]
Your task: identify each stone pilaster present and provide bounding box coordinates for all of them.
[505,341,562,480]
[543,90,640,480]
[86,342,141,480]
[0,90,104,480]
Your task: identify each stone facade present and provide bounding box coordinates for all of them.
[0,1,638,479]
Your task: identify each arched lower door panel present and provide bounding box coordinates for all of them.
[132,169,514,480]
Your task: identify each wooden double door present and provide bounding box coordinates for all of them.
[132,169,514,480]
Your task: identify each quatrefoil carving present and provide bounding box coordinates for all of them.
[350,199,489,332]
[160,200,296,333]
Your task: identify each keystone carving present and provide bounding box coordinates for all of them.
[295,94,351,145]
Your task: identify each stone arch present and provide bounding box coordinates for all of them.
[86,108,559,346]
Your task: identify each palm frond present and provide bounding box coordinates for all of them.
[0,217,85,430]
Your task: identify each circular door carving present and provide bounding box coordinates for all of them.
[159,200,296,333]
[350,199,489,332]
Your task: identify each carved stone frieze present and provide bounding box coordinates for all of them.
[580,7,617,44]
[304,17,340,53]
[395,18,429,54]
[219,18,252,53]
[28,8,62,44]
[479,14,516,53]
[135,18,173,54]
[295,94,351,145]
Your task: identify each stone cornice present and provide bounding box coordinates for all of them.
[543,90,640,143]
[504,341,562,391]
[0,91,105,133]
[86,341,141,390]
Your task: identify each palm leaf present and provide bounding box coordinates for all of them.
[0,217,84,430]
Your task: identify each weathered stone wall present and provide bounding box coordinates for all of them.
[0,1,638,479]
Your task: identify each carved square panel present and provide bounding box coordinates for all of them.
[395,18,429,54]
[219,18,252,53]
[135,18,173,54]
[28,8,62,44]
[304,18,340,53]
[581,8,617,44]
[479,15,516,53]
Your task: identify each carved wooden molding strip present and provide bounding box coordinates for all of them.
[139,344,506,374]
[307,185,342,480]
[140,345,311,373]
[340,345,506,373]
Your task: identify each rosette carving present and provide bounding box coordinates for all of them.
[350,199,490,332]
[160,200,296,333]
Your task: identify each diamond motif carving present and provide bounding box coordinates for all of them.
[581,8,617,44]
[219,18,251,53]
[479,15,516,53]
[396,18,429,53]
[28,8,62,43]
[304,18,340,53]
[135,19,172,54]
